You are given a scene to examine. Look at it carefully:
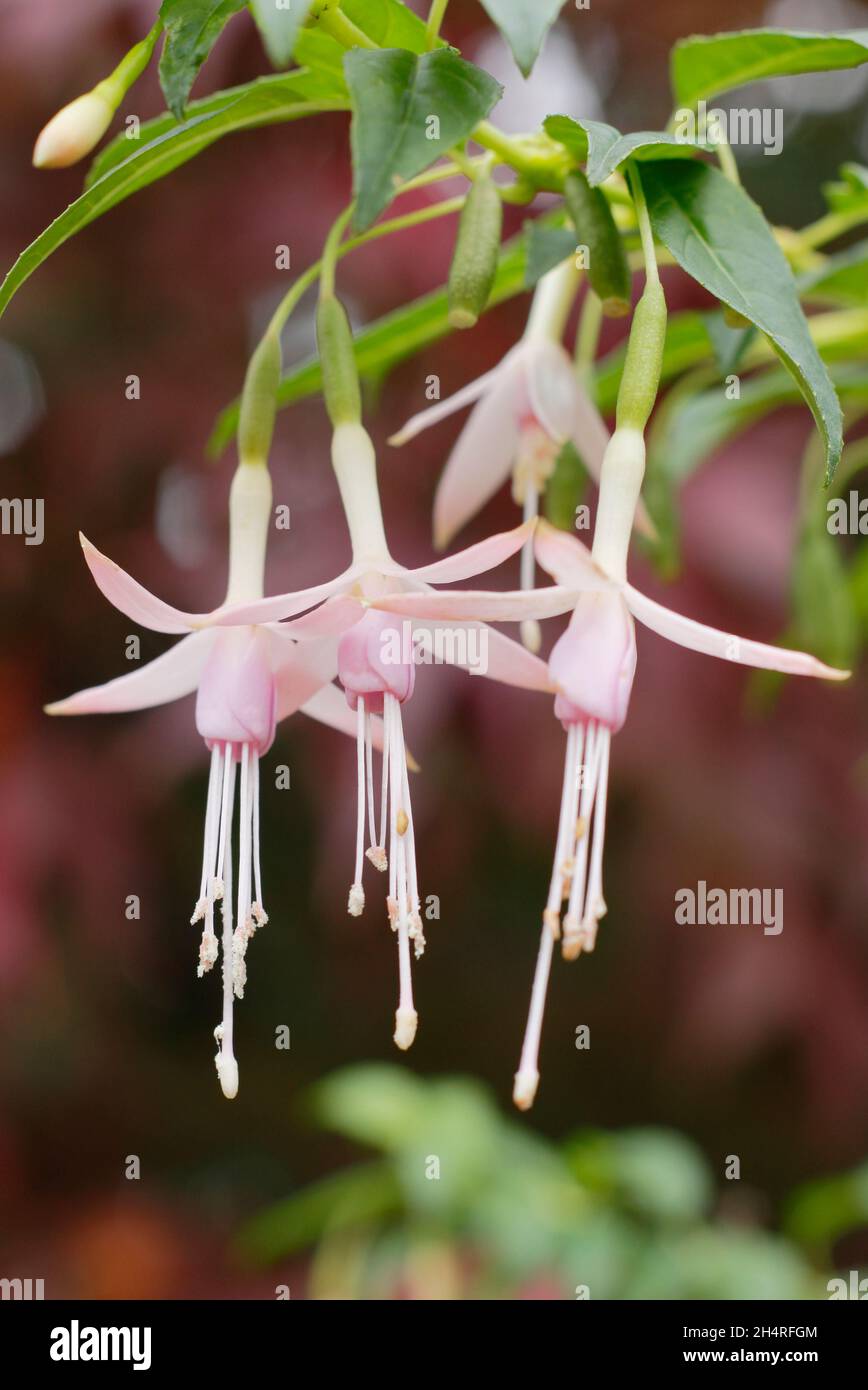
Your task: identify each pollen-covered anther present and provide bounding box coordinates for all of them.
[396,808,409,836]
[191,898,208,926]
[543,906,561,940]
[198,930,219,977]
[251,902,268,928]
[575,816,588,840]
[386,895,399,930]
[409,910,426,959]
[348,882,365,917]
[394,1006,418,1050]
[366,845,387,871]
[561,915,584,961]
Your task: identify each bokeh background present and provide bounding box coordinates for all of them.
[1,0,868,1299]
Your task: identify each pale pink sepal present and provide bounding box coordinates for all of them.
[408,617,555,692]
[406,520,534,585]
[45,630,216,715]
[271,635,340,722]
[213,565,360,628]
[623,584,850,680]
[79,534,210,634]
[367,584,584,623]
[388,352,517,447]
[534,521,613,589]
[432,356,529,549]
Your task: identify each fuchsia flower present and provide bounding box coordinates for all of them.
[365,518,849,1109]
[215,422,554,1050]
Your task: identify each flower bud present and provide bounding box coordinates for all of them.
[237,330,282,465]
[33,90,115,169]
[447,175,503,329]
[317,293,361,426]
[563,170,631,318]
[615,280,666,434]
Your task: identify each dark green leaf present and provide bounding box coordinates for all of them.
[478,0,566,77]
[158,0,247,119]
[640,159,843,479]
[346,47,502,231]
[249,0,313,68]
[543,115,706,185]
[1,76,345,323]
[798,239,868,307]
[671,28,868,107]
[523,220,574,287]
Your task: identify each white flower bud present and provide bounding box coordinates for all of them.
[33,90,114,169]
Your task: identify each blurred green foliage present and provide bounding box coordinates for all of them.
[236,1066,865,1299]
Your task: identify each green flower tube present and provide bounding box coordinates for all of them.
[447,174,503,329]
[563,169,631,318]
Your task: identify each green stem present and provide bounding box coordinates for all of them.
[312,4,377,50]
[319,203,355,299]
[574,288,603,389]
[715,135,741,185]
[425,0,450,48]
[626,161,660,287]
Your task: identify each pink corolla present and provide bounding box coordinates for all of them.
[365,519,849,1109]
[215,422,554,1049]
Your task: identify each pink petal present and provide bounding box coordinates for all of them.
[213,566,359,627]
[196,627,278,752]
[525,340,582,443]
[45,631,215,715]
[301,684,390,756]
[268,594,364,640]
[272,635,339,722]
[534,521,615,589]
[388,353,515,446]
[406,519,534,584]
[369,585,582,623]
[80,534,208,633]
[432,356,525,549]
[623,584,851,680]
[408,618,555,691]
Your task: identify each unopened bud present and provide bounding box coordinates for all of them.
[563,170,631,317]
[33,90,115,169]
[317,293,361,426]
[447,175,503,329]
[238,330,282,465]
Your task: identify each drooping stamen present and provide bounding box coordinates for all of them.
[214,747,238,1100]
[562,721,609,958]
[348,697,366,915]
[193,743,223,977]
[581,727,610,951]
[364,711,381,867]
[369,702,390,872]
[400,750,425,959]
[386,693,418,1049]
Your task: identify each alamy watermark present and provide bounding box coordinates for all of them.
[673,101,783,157]
[675,881,783,935]
[0,497,43,545]
[379,619,489,675]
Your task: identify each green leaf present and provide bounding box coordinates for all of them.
[823,162,868,217]
[799,239,868,307]
[346,47,502,231]
[639,159,843,480]
[671,27,868,107]
[1,75,345,323]
[544,440,587,530]
[523,219,574,287]
[478,0,566,77]
[249,0,313,67]
[236,1161,401,1262]
[310,1064,426,1151]
[542,115,705,186]
[792,527,858,671]
[208,219,548,454]
[158,0,247,119]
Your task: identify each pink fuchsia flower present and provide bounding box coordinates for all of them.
[389,261,652,649]
[363,519,849,1109]
[216,422,554,1050]
[45,464,366,1100]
